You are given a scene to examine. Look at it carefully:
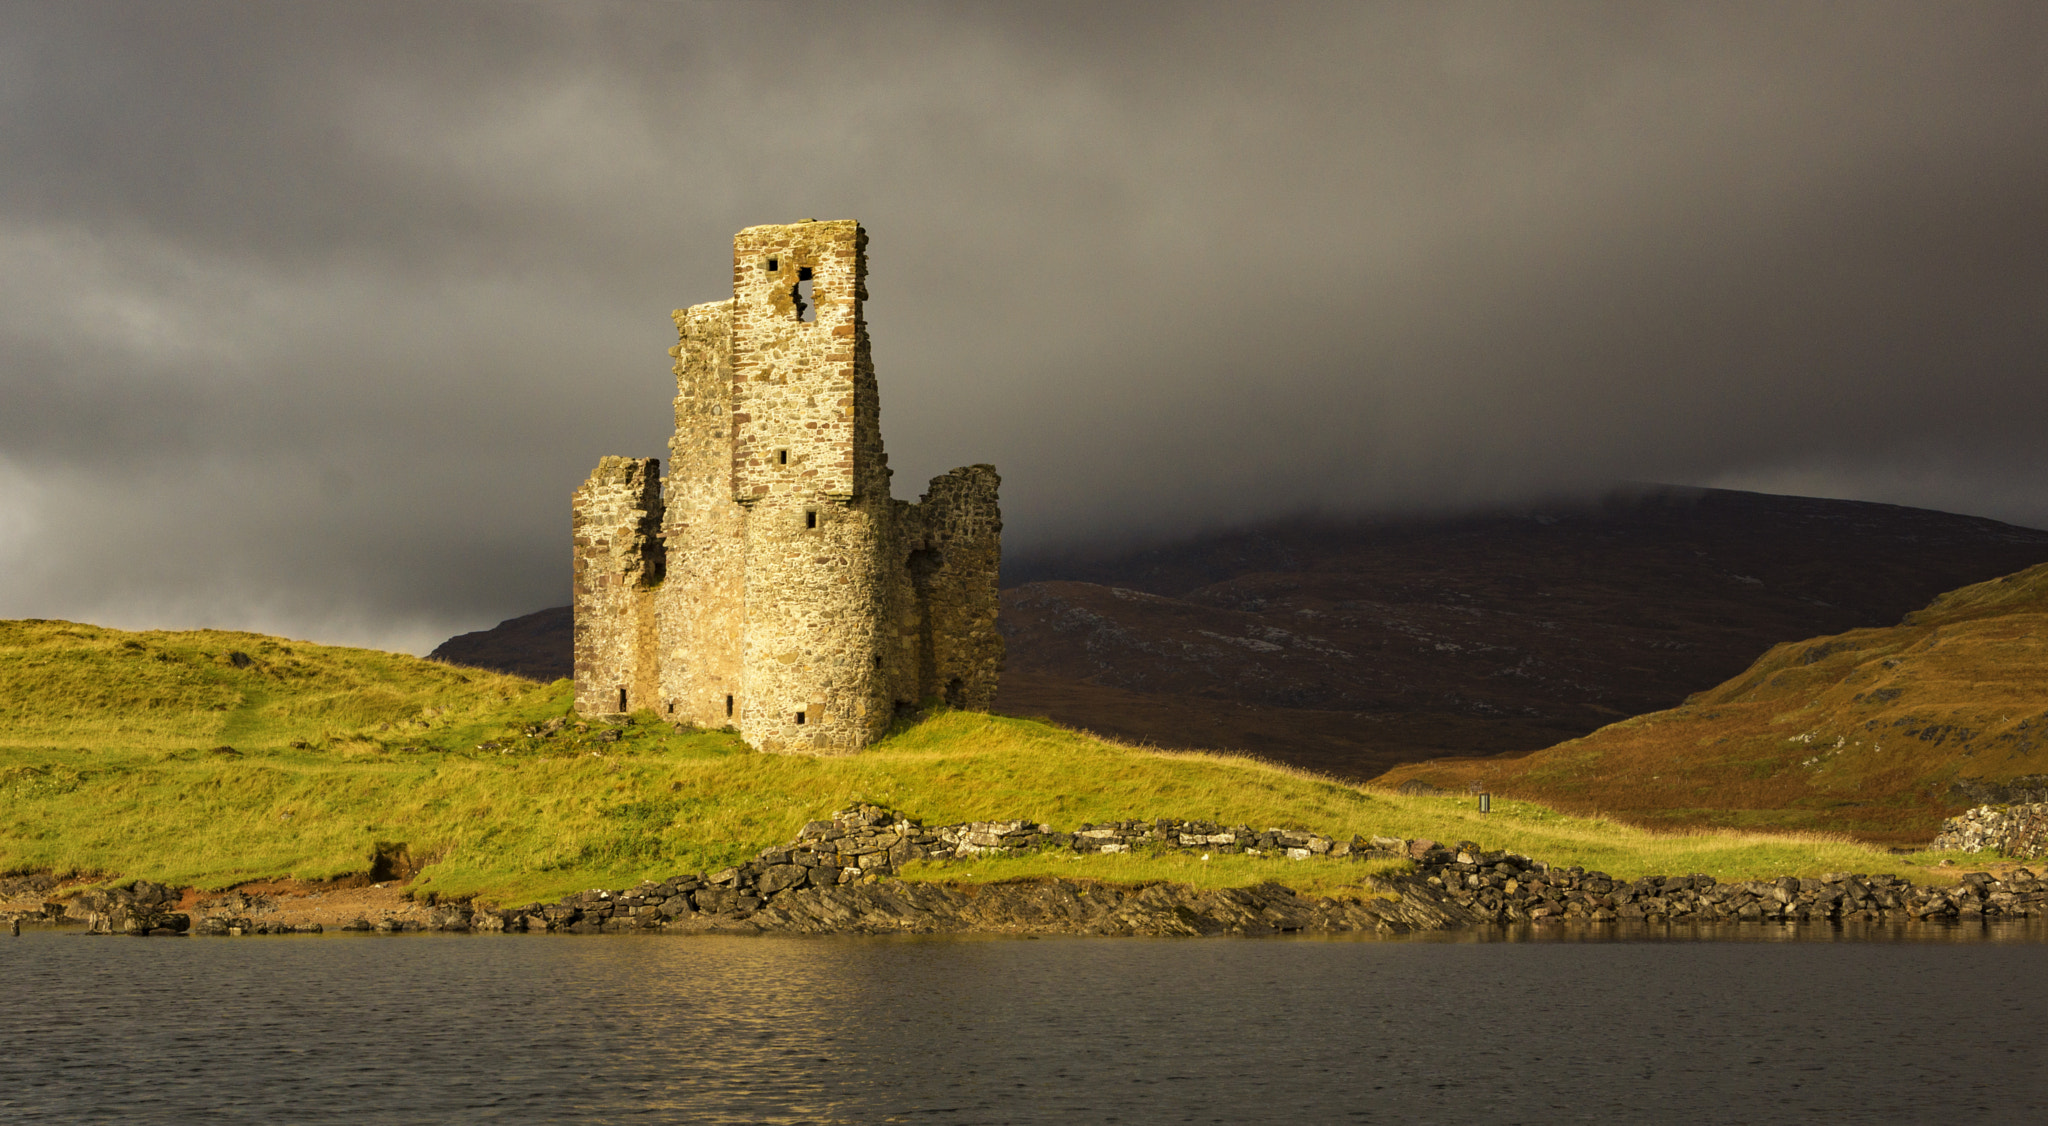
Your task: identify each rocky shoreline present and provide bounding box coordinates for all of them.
[8,804,2048,938]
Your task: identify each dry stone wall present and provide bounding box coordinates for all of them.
[473,810,2048,934]
[1933,803,2048,859]
[572,221,1002,753]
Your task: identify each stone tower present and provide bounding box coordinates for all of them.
[573,221,1002,753]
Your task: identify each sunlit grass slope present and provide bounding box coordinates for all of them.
[1378,562,2048,843]
[0,618,557,754]
[0,617,1942,903]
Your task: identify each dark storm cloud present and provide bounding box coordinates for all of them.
[3,1,2045,650]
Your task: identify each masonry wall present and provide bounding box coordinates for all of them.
[573,220,1001,753]
[571,456,663,716]
[893,465,1004,710]
[731,221,890,752]
[656,299,745,728]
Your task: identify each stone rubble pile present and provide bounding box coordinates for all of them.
[1412,841,2047,923]
[1931,803,2048,860]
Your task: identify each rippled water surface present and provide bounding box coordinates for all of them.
[5,924,2047,1123]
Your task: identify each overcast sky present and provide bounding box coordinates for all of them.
[3,1,2045,652]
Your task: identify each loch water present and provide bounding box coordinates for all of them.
[4,924,2047,1124]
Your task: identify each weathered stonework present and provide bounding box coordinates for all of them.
[573,221,1002,752]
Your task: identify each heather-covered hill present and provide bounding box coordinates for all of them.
[997,487,2048,777]
[1377,562,2048,845]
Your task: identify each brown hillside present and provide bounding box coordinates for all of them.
[430,606,570,682]
[997,487,2048,778]
[1375,562,2048,846]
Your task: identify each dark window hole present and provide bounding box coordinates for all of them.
[795,711,806,725]
[776,449,789,466]
[805,509,817,529]
[618,687,628,712]
[793,267,815,323]
[725,694,734,718]
[766,257,778,271]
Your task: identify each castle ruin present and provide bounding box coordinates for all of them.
[572,221,1002,752]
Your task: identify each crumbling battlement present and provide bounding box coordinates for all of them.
[573,221,1002,753]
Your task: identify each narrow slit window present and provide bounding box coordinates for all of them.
[766,257,778,272]
[776,449,789,466]
[805,509,818,529]
[794,710,806,725]
[794,266,815,323]
[725,694,734,718]
[666,702,674,714]
[618,687,627,712]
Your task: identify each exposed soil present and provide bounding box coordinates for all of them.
[3,872,434,928]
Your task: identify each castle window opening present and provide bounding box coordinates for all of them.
[776,449,789,466]
[794,267,815,323]
[795,710,806,725]
[618,687,628,711]
[805,509,818,529]
[725,694,734,718]
[766,257,778,271]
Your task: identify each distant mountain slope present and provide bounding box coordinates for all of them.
[996,488,2048,777]
[1376,562,2048,845]
[429,606,571,683]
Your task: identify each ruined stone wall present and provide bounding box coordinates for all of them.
[656,299,745,728]
[573,220,1001,752]
[730,221,891,752]
[730,221,869,502]
[571,456,663,715]
[889,466,1004,709]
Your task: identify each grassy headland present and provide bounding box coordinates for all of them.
[1378,562,2048,843]
[0,619,1970,906]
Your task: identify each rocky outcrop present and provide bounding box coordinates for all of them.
[1932,803,2048,860]
[1409,843,2046,923]
[741,876,1473,936]
[67,881,190,936]
[446,805,1469,937]
[398,805,2048,935]
[39,804,2048,939]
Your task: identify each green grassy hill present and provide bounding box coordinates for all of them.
[1378,563,2048,844]
[0,619,1964,905]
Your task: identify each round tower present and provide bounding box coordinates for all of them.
[728,220,892,751]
